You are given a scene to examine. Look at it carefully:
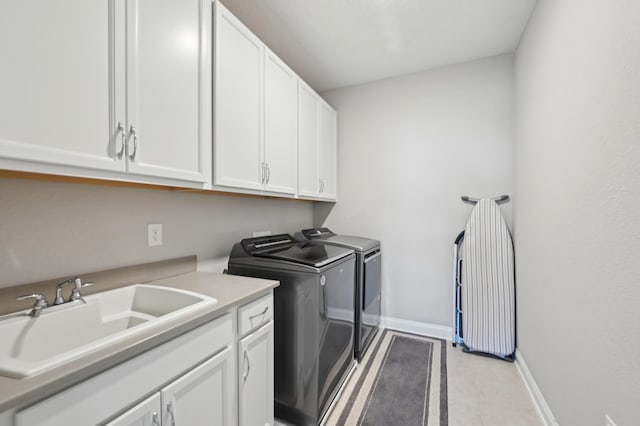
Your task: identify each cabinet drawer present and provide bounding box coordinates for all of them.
[238,293,273,336]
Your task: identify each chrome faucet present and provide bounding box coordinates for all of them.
[55,277,94,304]
[15,293,49,317]
[55,278,74,305]
[16,277,95,317]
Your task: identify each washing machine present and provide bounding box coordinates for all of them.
[228,234,355,426]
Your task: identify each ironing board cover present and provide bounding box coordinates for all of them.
[461,198,515,357]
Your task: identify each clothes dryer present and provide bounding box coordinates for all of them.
[296,228,381,362]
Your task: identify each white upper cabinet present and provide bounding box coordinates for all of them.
[0,0,210,186]
[0,0,336,198]
[213,3,297,196]
[298,82,338,201]
[124,0,211,183]
[263,50,298,195]
[213,2,263,191]
[298,83,320,197]
[318,100,338,200]
[0,0,123,173]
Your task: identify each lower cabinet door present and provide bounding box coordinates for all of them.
[106,394,161,426]
[239,321,274,426]
[161,346,235,426]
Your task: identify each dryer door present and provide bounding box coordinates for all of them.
[363,250,382,335]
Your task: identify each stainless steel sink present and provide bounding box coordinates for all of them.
[0,284,217,379]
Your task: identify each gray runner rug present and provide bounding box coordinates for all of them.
[323,329,448,426]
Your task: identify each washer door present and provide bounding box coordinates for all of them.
[317,259,355,419]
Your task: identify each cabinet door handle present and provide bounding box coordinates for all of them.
[266,164,271,184]
[243,350,251,382]
[116,122,126,159]
[151,411,160,426]
[166,401,176,426]
[127,125,138,161]
[249,306,269,321]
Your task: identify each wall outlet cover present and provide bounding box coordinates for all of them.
[148,223,163,247]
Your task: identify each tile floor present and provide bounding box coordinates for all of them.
[447,344,543,426]
[276,332,544,426]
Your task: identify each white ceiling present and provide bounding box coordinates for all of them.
[222,0,537,92]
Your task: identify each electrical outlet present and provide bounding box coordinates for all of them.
[253,230,272,237]
[605,414,617,426]
[148,223,163,247]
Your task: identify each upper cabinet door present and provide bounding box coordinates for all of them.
[318,101,338,200]
[125,0,210,184]
[214,2,263,191]
[0,0,125,173]
[263,50,297,195]
[297,83,320,197]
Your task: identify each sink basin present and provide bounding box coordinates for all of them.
[0,284,217,379]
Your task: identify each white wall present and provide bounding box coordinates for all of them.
[0,178,313,288]
[515,1,640,425]
[319,55,514,328]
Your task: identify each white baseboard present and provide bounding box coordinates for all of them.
[515,349,559,426]
[380,316,452,341]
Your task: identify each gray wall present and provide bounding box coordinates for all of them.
[515,1,640,425]
[319,54,514,327]
[0,178,313,288]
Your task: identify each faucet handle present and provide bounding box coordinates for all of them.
[70,278,94,302]
[73,277,93,290]
[16,293,49,316]
[16,293,48,305]
[55,279,74,305]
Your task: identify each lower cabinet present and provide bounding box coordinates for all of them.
[238,322,274,426]
[236,292,275,426]
[8,292,276,426]
[105,394,161,426]
[106,347,234,426]
[161,347,234,426]
[12,314,235,426]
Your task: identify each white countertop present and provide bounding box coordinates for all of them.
[0,272,278,413]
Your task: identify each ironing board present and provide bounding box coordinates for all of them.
[461,197,515,359]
